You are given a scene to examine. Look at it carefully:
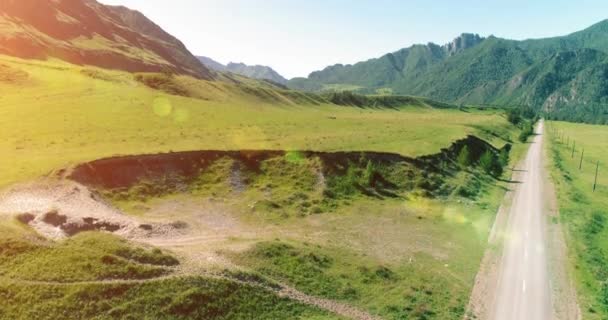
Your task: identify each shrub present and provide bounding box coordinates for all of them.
[479,150,504,177]
[363,160,375,187]
[499,148,510,167]
[518,122,534,142]
[457,146,471,167]
[479,151,494,174]
[507,109,522,125]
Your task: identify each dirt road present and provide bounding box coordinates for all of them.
[491,121,552,319]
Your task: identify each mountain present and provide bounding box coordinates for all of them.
[0,0,212,79]
[197,56,287,84]
[197,56,226,72]
[289,22,608,124]
[289,33,484,92]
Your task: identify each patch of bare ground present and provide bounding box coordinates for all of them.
[0,180,380,319]
[0,179,187,240]
[0,186,378,320]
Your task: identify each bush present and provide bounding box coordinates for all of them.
[457,146,471,167]
[363,160,375,187]
[479,151,494,174]
[518,122,534,142]
[507,109,522,125]
[499,148,510,167]
[479,151,503,177]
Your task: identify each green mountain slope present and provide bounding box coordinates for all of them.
[289,21,608,123]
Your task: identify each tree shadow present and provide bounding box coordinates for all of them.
[498,178,522,184]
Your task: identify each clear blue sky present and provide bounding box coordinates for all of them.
[99,0,608,79]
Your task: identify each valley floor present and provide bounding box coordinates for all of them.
[0,55,533,319]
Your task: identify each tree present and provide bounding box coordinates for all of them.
[479,150,504,177]
[479,151,494,174]
[492,160,504,177]
[499,148,510,167]
[507,109,522,125]
[363,160,375,187]
[518,122,534,142]
[457,146,471,167]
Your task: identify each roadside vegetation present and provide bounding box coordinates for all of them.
[232,240,467,319]
[505,106,538,142]
[547,121,608,319]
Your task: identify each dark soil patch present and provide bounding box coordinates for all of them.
[42,210,67,226]
[16,213,35,224]
[61,219,122,236]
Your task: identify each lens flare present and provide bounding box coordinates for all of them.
[153,97,172,117]
[285,150,305,164]
[173,107,190,123]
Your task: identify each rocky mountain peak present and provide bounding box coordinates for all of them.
[444,33,485,55]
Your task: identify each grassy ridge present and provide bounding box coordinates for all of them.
[546,121,608,319]
[0,221,176,282]
[0,221,338,320]
[0,55,512,189]
[234,240,471,319]
[0,278,339,320]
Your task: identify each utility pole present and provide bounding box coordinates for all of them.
[579,148,584,170]
[594,161,600,192]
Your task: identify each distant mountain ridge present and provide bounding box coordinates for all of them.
[0,0,212,79]
[197,56,287,85]
[289,21,608,124]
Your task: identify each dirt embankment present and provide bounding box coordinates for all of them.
[1,135,503,241]
[67,135,502,191]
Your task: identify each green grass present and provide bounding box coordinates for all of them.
[0,277,341,320]
[0,227,177,283]
[105,136,518,220]
[223,162,521,320]
[546,121,608,319]
[0,219,340,319]
[97,131,528,319]
[0,55,514,189]
[232,234,475,319]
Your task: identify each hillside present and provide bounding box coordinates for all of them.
[198,56,288,84]
[0,0,212,79]
[288,21,608,124]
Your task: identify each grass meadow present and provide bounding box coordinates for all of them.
[547,121,608,319]
[0,55,513,189]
